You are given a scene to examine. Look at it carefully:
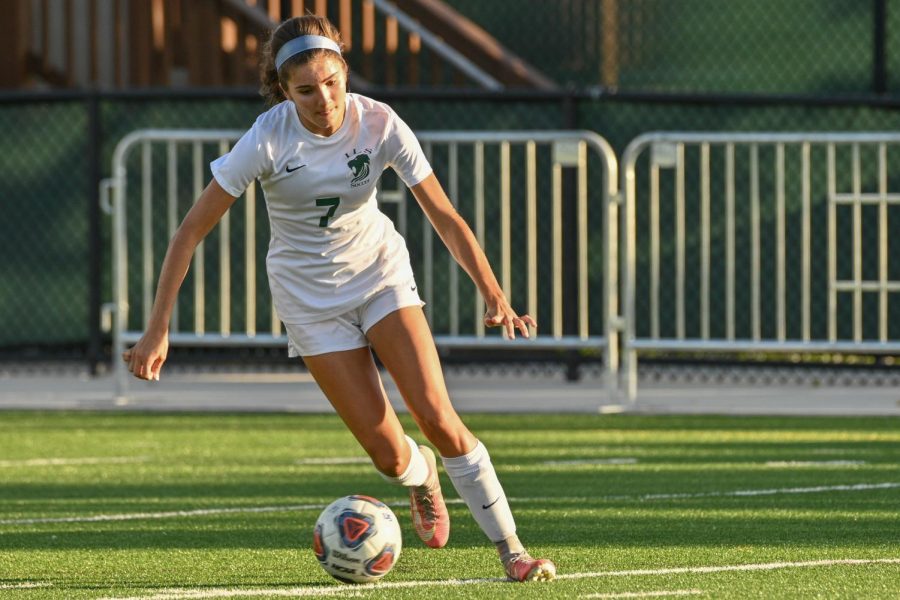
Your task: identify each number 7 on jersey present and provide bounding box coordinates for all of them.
[315,197,340,227]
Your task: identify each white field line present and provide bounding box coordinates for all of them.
[294,457,370,465]
[0,582,52,589]
[0,456,149,467]
[558,558,900,579]
[3,482,898,526]
[597,481,900,502]
[97,559,900,600]
[765,461,866,467]
[97,578,505,600]
[543,458,639,466]
[582,590,703,599]
[0,504,328,525]
[541,458,872,468]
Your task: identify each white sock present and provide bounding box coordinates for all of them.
[376,435,429,487]
[441,440,516,543]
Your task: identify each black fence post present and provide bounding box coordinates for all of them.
[874,0,887,94]
[87,90,103,374]
[561,93,581,381]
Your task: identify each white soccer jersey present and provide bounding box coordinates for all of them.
[211,93,433,325]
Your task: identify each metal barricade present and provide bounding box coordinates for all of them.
[104,129,622,406]
[622,132,900,401]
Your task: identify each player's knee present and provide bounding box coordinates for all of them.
[416,406,465,446]
[367,441,407,477]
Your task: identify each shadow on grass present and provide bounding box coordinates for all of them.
[3,500,899,551]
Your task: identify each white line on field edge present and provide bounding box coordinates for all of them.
[765,460,866,467]
[294,457,370,465]
[0,583,52,590]
[2,482,897,526]
[542,458,639,466]
[96,559,900,600]
[534,457,874,468]
[810,448,869,455]
[0,456,149,467]
[597,481,899,502]
[0,504,329,525]
[581,590,704,599]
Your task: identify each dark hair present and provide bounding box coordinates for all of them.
[259,15,346,106]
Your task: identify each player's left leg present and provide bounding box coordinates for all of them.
[365,306,556,581]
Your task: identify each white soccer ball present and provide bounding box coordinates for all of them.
[313,495,402,584]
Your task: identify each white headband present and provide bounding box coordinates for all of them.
[275,35,342,70]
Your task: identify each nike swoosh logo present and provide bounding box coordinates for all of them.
[286,164,306,173]
[482,497,501,510]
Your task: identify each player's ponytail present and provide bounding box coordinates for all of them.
[259,15,346,107]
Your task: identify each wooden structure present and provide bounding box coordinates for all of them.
[1,0,556,90]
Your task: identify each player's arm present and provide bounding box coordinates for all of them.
[123,178,238,380]
[409,173,535,339]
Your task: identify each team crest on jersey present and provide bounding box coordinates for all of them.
[346,147,373,187]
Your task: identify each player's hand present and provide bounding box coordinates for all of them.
[122,330,169,381]
[484,298,537,340]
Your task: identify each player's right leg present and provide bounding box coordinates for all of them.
[301,346,407,474]
[300,346,449,548]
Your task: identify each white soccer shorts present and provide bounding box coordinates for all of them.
[284,280,424,357]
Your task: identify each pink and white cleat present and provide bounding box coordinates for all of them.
[409,445,450,548]
[504,553,557,582]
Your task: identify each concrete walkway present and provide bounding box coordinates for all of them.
[1,364,898,416]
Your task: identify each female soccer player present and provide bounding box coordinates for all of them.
[122,14,555,582]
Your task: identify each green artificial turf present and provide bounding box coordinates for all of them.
[0,412,898,599]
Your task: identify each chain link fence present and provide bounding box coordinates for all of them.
[0,101,88,347]
[446,0,896,95]
[4,92,900,364]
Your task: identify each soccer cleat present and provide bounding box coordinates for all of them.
[409,445,450,548]
[504,553,557,582]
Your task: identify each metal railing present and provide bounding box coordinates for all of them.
[621,132,900,401]
[105,129,621,405]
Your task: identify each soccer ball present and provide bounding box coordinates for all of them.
[313,495,402,584]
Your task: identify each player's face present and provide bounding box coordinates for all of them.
[281,55,348,137]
